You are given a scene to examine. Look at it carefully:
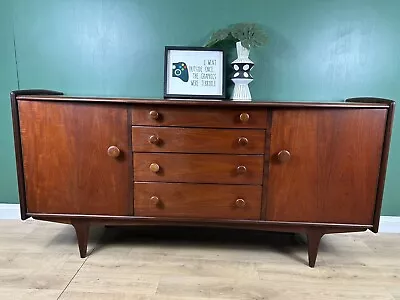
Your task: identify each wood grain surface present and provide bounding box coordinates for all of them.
[18,101,131,215]
[134,182,262,219]
[132,126,266,154]
[266,109,387,225]
[133,153,264,185]
[132,106,268,128]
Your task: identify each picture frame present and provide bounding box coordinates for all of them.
[164,46,226,99]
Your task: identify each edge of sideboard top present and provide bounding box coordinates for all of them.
[14,94,393,109]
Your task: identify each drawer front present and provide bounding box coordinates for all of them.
[134,182,262,219]
[132,106,268,128]
[132,126,266,154]
[133,153,264,185]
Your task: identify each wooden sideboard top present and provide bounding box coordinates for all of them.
[15,94,392,109]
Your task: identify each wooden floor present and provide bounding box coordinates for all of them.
[0,220,399,300]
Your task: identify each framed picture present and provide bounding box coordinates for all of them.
[164,46,226,99]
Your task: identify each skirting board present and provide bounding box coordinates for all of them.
[0,204,399,233]
[0,204,21,220]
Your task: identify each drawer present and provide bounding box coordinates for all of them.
[134,182,262,220]
[133,153,264,185]
[131,106,267,128]
[132,126,266,154]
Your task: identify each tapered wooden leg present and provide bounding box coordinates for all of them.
[307,229,324,268]
[71,220,90,258]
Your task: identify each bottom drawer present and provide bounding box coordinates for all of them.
[134,183,262,220]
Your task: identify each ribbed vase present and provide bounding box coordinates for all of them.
[231,42,254,101]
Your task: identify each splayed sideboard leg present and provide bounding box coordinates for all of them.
[307,229,324,268]
[71,220,90,258]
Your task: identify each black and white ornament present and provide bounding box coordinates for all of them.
[231,42,254,101]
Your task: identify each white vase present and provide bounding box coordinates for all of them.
[231,41,254,101]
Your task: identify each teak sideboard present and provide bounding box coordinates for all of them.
[10,90,395,267]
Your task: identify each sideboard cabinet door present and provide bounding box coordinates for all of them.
[18,101,131,216]
[267,109,387,225]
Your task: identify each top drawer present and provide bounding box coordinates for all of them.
[132,106,268,129]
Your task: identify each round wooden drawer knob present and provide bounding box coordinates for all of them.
[238,137,249,146]
[149,110,160,120]
[149,163,160,173]
[235,198,246,207]
[277,150,291,163]
[150,196,160,205]
[239,113,250,123]
[148,135,160,145]
[236,165,247,174]
[107,146,120,158]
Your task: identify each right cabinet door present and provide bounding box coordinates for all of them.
[266,108,387,224]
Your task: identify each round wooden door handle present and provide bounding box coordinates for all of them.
[150,196,160,205]
[235,198,246,207]
[149,163,160,173]
[277,150,291,163]
[149,110,160,120]
[148,135,160,145]
[239,113,250,123]
[236,165,247,174]
[238,137,249,146]
[107,146,120,158]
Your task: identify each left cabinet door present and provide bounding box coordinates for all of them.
[18,101,131,216]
